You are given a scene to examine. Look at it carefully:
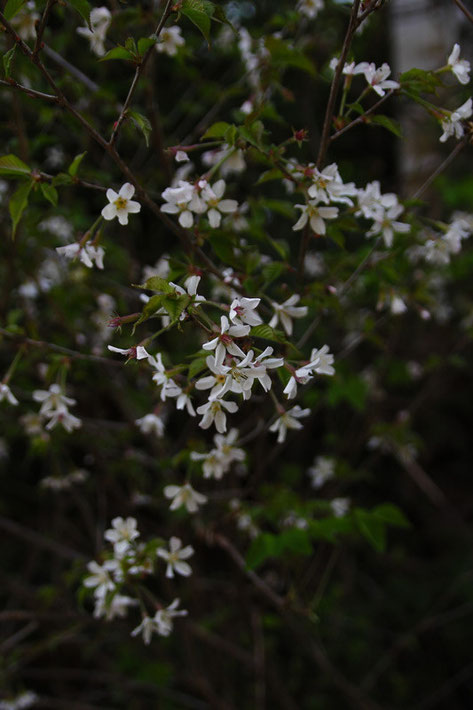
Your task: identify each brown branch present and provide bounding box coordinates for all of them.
[329,89,395,143]
[0,77,59,103]
[0,327,122,366]
[33,0,56,56]
[452,0,473,24]
[316,0,361,169]
[411,135,469,200]
[109,0,175,146]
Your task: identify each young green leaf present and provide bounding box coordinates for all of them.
[180,0,215,42]
[100,47,135,62]
[67,0,92,29]
[40,182,58,206]
[139,276,175,294]
[0,154,31,178]
[68,152,87,177]
[9,179,33,238]
[129,111,152,147]
[3,0,27,21]
[3,46,16,78]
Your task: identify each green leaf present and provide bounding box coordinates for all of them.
[124,37,137,54]
[137,36,156,56]
[52,172,74,186]
[400,68,442,95]
[246,529,313,570]
[68,152,87,177]
[188,356,208,379]
[129,111,152,147]
[262,261,286,285]
[371,503,410,528]
[40,182,58,206]
[180,0,215,42]
[212,4,235,30]
[9,179,33,238]
[100,47,135,62]
[256,168,285,185]
[3,0,27,21]
[67,0,92,29]
[134,294,166,328]
[370,114,402,138]
[0,154,31,178]
[3,46,16,78]
[354,510,386,552]
[140,276,175,294]
[201,121,231,140]
[250,324,286,343]
[161,294,190,321]
[265,36,316,76]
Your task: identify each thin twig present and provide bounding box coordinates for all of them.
[411,135,469,200]
[109,0,175,145]
[0,78,59,103]
[33,0,56,56]
[0,327,121,366]
[452,0,473,24]
[43,45,99,93]
[329,90,395,143]
[316,0,361,169]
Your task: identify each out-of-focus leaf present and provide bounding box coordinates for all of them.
[9,179,33,238]
[3,0,27,21]
[40,182,58,206]
[0,154,31,178]
[68,152,87,177]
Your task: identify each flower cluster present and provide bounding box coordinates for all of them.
[161,178,238,228]
[32,384,81,432]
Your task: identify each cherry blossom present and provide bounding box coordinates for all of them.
[157,537,194,578]
[108,345,150,360]
[196,397,239,433]
[202,315,249,363]
[0,383,18,406]
[308,456,335,489]
[293,201,339,234]
[200,179,239,228]
[104,516,140,556]
[269,405,311,443]
[164,482,208,513]
[156,26,185,56]
[229,297,263,326]
[77,7,111,57]
[357,62,400,97]
[101,183,141,225]
[447,44,470,85]
[439,98,473,142]
[135,413,165,437]
[56,243,105,269]
[269,295,308,336]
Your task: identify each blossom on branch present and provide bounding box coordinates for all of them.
[102,183,141,225]
[447,44,470,85]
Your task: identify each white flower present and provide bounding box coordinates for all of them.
[33,383,75,415]
[11,2,39,41]
[131,615,158,645]
[308,456,335,488]
[229,297,262,326]
[390,295,408,315]
[202,145,246,178]
[154,598,188,637]
[175,150,189,162]
[269,405,311,443]
[293,201,339,235]
[94,593,137,621]
[39,215,73,241]
[148,352,182,400]
[104,516,140,556]
[269,295,308,336]
[156,25,185,56]
[135,413,165,437]
[196,397,239,433]
[44,406,82,432]
[330,497,350,517]
[357,62,399,97]
[161,180,201,228]
[250,347,284,392]
[200,179,239,228]
[164,482,207,513]
[297,0,324,19]
[356,181,398,220]
[367,203,410,247]
[108,345,150,360]
[84,560,116,599]
[77,6,111,56]
[157,537,194,578]
[176,391,196,416]
[191,428,245,479]
[202,315,249,363]
[307,163,357,206]
[101,183,141,225]
[283,345,334,400]
[447,43,470,85]
[56,243,105,269]
[0,383,18,406]
[0,691,38,710]
[439,98,473,142]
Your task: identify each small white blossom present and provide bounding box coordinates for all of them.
[357,62,400,97]
[131,615,158,645]
[367,204,410,247]
[356,181,399,220]
[104,516,140,556]
[157,537,194,578]
[136,413,165,437]
[101,183,141,225]
[330,497,350,517]
[269,295,308,336]
[154,598,188,637]
[161,181,202,228]
[308,456,335,488]
[202,315,249,363]
[439,98,473,142]
[202,145,246,178]
[293,202,339,235]
[11,2,39,41]
[84,560,116,599]
[447,43,470,85]
[175,150,189,162]
[269,405,311,444]
[108,345,150,360]
[94,593,137,621]
[164,482,208,513]
[77,6,111,56]
[297,0,324,19]
[196,397,239,433]
[156,26,185,56]
[229,297,262,326]
[56,243,105,269]
[0,691,38,710]
[200,179,239,228]
[0,383,18,406]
